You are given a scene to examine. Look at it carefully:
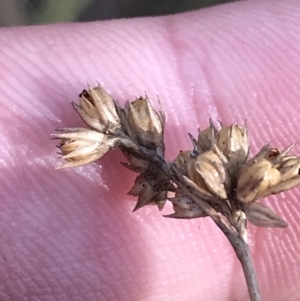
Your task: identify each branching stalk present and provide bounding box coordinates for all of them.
[52,85,300,301]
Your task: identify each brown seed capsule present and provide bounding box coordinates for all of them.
[172,150,191,173]
[126,97,164,150]
[186,151,228,199]
[128,173,168,212]
[259,156,300,197]
[198,122,219,152]
[165,190,207,219]
[217,125,249,167]
[73,85,121,134]
[244,202,288,228]
[278,156,300,182]
[236,157,281,203]
[52,128,117,168]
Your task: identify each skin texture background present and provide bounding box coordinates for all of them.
[1,0,300,300]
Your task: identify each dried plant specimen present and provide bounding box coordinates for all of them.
[52,85,300,301]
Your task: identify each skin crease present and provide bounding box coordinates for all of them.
[1,0,300,300]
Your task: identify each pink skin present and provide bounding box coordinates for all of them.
[1,0,300,300]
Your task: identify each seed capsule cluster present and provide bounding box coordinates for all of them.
[52,85,300,229]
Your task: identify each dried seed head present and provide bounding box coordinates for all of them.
[244,202,288,228]
[186,151,228,199]
[74,85,121,134]
[126,97,164,151]
[217,125,249,167]
[236,156,281,203]
[52,128,117,168]
[52,84,300,238]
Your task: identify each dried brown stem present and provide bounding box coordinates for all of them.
[129,145,262,301]
[226,229,262,301]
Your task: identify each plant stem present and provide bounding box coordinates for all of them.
[173,168,262,301]
[216,222,262,301]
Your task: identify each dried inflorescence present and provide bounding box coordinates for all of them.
[172,124,299,228]
[52,85,300,231]
[52,85,300,301]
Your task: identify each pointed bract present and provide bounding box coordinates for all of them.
[132,184,158,212]
[167,192,207,219]
[122,149,149,172]
[198,121,219,152]
[244,202,288,228]
[129,173,168,212]
[128,174,148,196]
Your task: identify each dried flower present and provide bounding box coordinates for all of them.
[236,144,300,203]
[52,128,118,168]
[126,97,165,153]
[217,125,249,168]
[74,85,122,134]
[186,150,229,199]
[266,154,300,195]
[236,155,281,203]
